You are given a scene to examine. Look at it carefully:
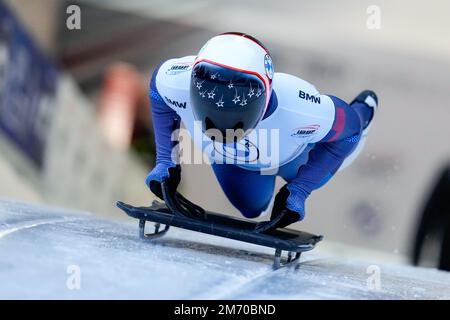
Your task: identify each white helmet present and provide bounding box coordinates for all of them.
[190,32,274,141]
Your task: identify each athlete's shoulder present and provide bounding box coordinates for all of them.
[150,56,195,110]
[272,72,319,97]
[271,72,335,142]
[153,55,195,92]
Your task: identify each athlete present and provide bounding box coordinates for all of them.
[145,32,378,231]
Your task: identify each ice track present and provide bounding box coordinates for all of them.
[1,199,449,299]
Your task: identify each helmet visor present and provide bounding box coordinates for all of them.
[190,60,267,142]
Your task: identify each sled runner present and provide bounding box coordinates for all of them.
[117,182,323,269]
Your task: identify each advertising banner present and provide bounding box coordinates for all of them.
[0,2,58,168]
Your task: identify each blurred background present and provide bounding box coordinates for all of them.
[1,0,449,269]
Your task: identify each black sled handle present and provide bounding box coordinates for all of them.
[161,180,206,220]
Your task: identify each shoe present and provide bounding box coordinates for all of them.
[350,90,378,133]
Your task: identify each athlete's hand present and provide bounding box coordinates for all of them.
[145,163,181,200]
[272,184,305,227]
[255,184,303,232]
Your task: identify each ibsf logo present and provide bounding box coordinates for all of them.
[166,63,192,75]
[165,96,186,109]
[291,125,320,138]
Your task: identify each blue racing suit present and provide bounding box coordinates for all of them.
[147,56,374,221]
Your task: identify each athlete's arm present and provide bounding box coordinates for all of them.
[149,63,181,165]
[286,95,363,217]
[145,63,182,198]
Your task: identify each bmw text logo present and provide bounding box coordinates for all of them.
[264,54,274,80]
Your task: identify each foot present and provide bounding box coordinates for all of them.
[350,90,378,132]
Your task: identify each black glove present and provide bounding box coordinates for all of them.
[145,164,181,200]
[255,184,300,233]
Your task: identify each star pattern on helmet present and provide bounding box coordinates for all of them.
[196,80,204,89]
[216,95,224,107]
[232,90,241,104]
[247,83,254,98]
[207,87,216,99]
[193,69,263,110]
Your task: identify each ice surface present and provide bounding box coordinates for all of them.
[0,199,449,299]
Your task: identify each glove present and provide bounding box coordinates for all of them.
[255,184,305,232]
[285,183,308,221]
[145,162,181,200]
